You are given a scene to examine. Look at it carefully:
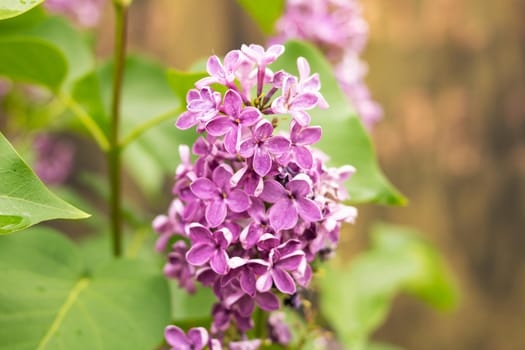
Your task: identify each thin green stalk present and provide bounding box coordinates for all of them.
[108,2,129,257]
[58,93,110,151]
[119,108,180,149]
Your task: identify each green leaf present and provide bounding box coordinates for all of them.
[0,228,171,349]
[318,223,458,349]
[0,132,88,235]
[25,16,94,89]
[171,282,215,323]
[0,37,67,91]
[236,0,284,34]
[73,57,197,195]
[273,40,406,205]
[0,0,44,20]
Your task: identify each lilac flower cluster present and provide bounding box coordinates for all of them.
[272,0,383,129]
[154,44,357,349]
[45,0,105,27]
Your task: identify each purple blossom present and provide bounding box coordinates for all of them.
[205,89,261,154]
[154,45,357,347]
[261,175,322,232]
[239,120,290,177]
[186,224,232,275]
[165,325,209,350]
[190,165,250,227]
[256,240,306,295]
[176,87,221,131]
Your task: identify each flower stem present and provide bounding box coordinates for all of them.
[109,2,128,257]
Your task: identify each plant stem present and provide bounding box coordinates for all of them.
[109,2,128,257]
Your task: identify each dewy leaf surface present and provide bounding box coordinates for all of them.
[0,228,171,350]
[273,41,406,205]
[0,0,44,20]
[0,132,88,235]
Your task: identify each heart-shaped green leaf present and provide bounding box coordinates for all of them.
[0,0,44,20]
[0,132,89,235]
[273,41,406,205]
[0,228,171,349]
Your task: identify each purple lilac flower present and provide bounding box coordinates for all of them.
[165,325,221,350]
[155,45,357,347]
[271,0,383,129]
[45,0,105,28]
[33,134,74,186]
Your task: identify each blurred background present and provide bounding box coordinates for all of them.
[2,0,523,349]
[94,0,524,349]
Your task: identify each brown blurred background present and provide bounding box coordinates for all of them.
[93,0,525,349]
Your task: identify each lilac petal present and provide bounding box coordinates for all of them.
[210,250,229,275]
[297,57,310,80]
[257,233,280,251]
[215,228,233,249]
[165,325,191,348]
[286,177,311,197]
[240,224,262,250]
[239,139,256,158]
[296,126,322,145]
[240,269,256,296]
[224,50,241,70]
[188,224,213,245]
[206,117,232,136]
[296,197,322,222]
[196,267,217,286]
[301,73,321,91]
[224,89,243,116]
[254,120,273,140]
[277,239,302,256]
[291,110,311,126]
[271,96,287,113]
[223,127,239,155]
[176,111,197,130]
[195,76,218,89]
[272,268,296,294]
[294,146,313,169]
[269,199,298,231]
[187,327,209,350]
[246,259,270,275]
[227,189,250,213]
[212,164,233,190]
[236,295,255,317]
[253,146,272,176]
[228,256,247,269]
[190,178,218,200]
[260,180,287,203]
[266,136,291,155]
[291,93,318,110]
[207,55,222,76]
[275,252,304,271]
[256,271,273,292]
[209,339,222,350]
[186,243,214,266]
[255,292,280,311]
[267,44,285,59]
[239,107,262,126]
[206,200,227,227]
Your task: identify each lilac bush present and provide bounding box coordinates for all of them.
[272,0,383,129]
[154,44,357,348]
